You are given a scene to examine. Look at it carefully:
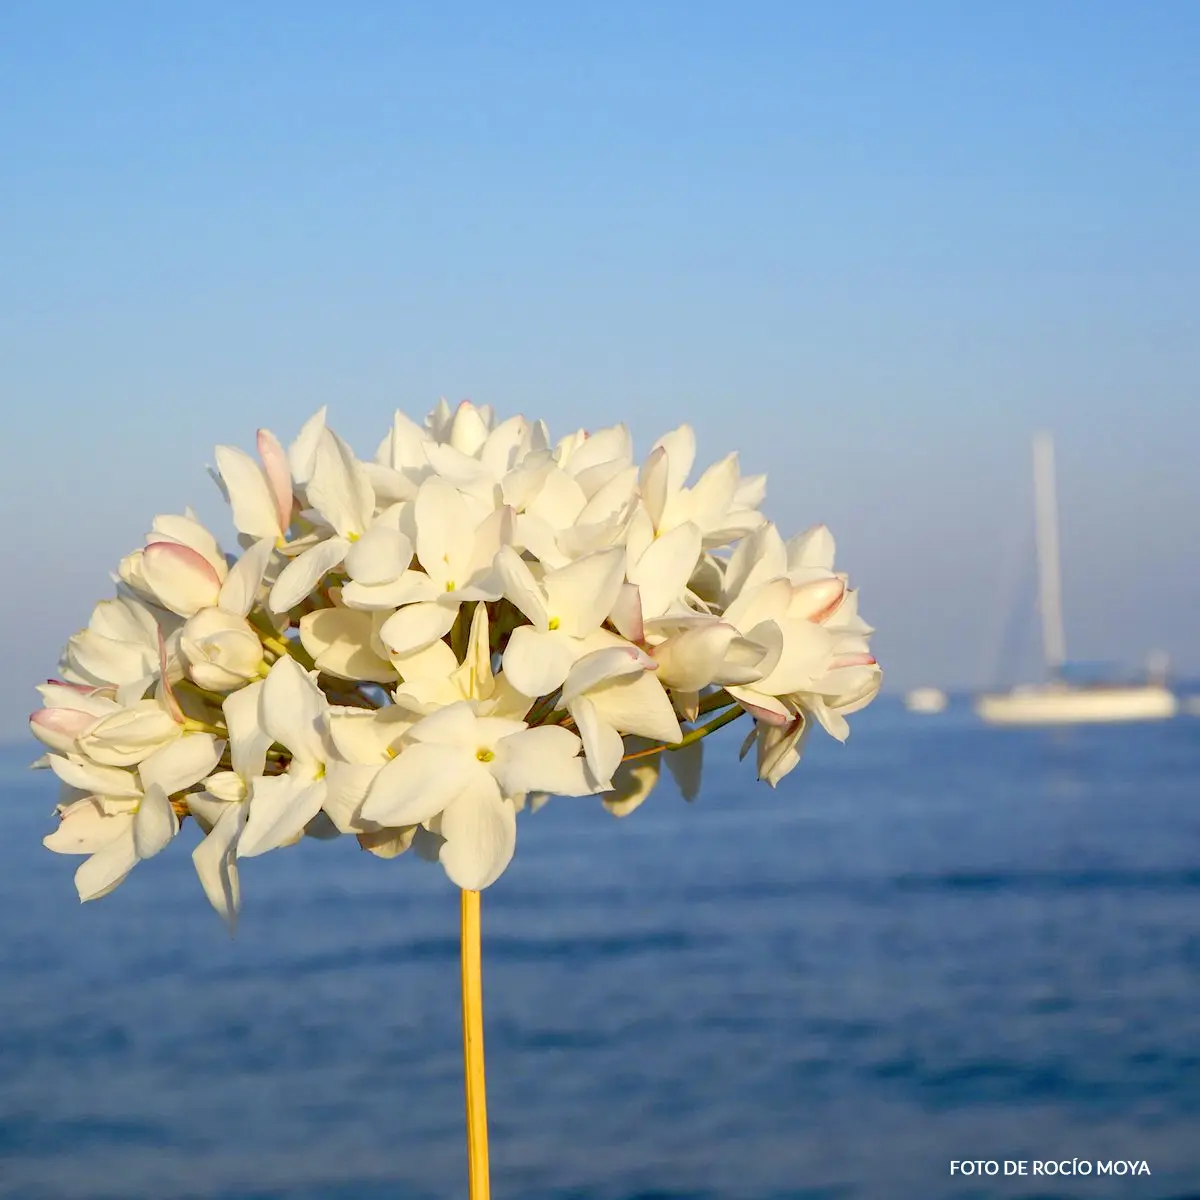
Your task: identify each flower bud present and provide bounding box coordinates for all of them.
[139,542,224,618]
[180,608,266,691]
[76,700,182,766]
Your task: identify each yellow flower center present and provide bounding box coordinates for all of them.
[475,748,495,763]
[548,616,560,631]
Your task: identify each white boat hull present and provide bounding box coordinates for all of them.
[906,687,948,714]
[975,684,1177,726]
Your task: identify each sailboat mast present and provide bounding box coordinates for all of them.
[1032,432,1067,678]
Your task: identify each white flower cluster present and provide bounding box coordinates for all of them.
[32,401,880,927]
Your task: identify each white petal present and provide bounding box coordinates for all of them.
[376,408,430,473]
[570,696,624,785]
[215,445,280,539]
[724,578,792,634]
[268,537,351,613]
[480,414,530,477]
[74,826,138,901]
[404,700,480,746]
[357,825,419,858]
[608,583,645,644]
[437,780,516,890]
[139,732,224,796]
[629,522,702,619]
[652,425,697,495]
[288,406,328,486]
[727,686,791,725]
[257,428,294,530]
[501,627,577,698]
[222,680,270,779]
[651,623,740,692]
[322,761,384,832]
[341,568,439,612]
[588,673,682,744]
[43,798,134,855]
[378,601,457,656]
[561,645,652,704]
[360,742,479,825]
[64,631,154,692]
[465,504,514,582]
[192,803,246,930]
[77,702,180,767]
[787,524,836,572]
[133,784,179,859]
[755,619,835,695]
[444,401,490,454]
[526,467,587,529]
[306,430,375,537]
[345,523,414,585]
[544,548,626,637]
[260,657,329,764]
[148,514,226,573]
[449,601,493,700]
[217,538,276,617]
[492,725,596,797]
[638,445,670,528]
[389,635,458,684]
[238,776,327,858]
[687,453,739,523]
[414,477,475,584]
[187,788,234,829]
[299,608,397,682]
[425,441,496,500]
[494,546,549,628]
[327,706,415,764]
[48,754,141,797]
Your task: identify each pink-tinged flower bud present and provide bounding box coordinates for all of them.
[44,679,102,695]
[141,542,223,617]
[117,548,153,598]
[29,706,101,755]
[180,608,266,691]
[831,653,877,669]
[652,623,742,693]
[77,701,182,766]
[788,577,846,623]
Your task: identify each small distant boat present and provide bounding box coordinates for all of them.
[975,433,1177,727]
[906,687,948,714]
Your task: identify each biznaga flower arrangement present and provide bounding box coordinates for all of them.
[32,400,880,1198]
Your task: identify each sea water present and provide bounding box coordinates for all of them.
[2,702,1198,1199]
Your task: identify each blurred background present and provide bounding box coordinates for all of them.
[1,2,1197,1197]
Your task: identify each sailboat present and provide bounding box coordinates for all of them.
[974,433,1178,726]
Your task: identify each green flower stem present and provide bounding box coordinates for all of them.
[260,632,317,671]
[620,702,746,764]
[176,679,231,708]
[181,716,226,737]
[697,688,733,716]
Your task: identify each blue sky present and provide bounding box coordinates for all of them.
[2,2,1198,736]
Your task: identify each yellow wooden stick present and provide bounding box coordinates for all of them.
[461,888,491,1200]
